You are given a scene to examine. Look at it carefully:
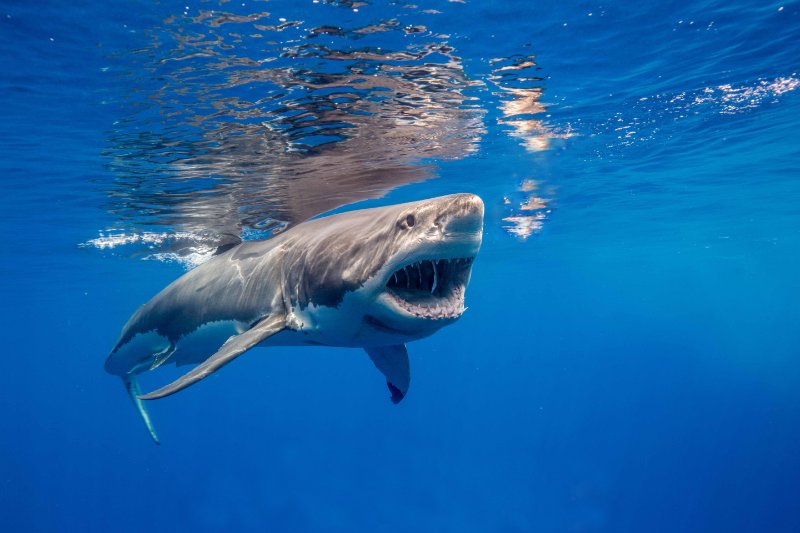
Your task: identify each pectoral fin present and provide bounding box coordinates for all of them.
[365,344,410,404]
[139,314,287,400]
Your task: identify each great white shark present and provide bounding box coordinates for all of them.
[105,193,484,443]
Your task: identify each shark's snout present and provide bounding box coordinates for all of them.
[441,193,484,235]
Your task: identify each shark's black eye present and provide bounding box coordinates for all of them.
[405,214,415,227]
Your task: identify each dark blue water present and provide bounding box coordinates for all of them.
[2,1,799,531]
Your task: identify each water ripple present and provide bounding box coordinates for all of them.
[96,2,486,264]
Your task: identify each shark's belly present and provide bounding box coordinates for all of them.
[111,320,246,374]
[107,331,172,374]
[264,302,437,348]
[171,321,244,366]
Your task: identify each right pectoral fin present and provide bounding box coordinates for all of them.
[365,344,410,404]
[139,314,286,400]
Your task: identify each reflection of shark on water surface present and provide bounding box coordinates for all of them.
[98,10,487,262]
[106,194,484,444]
[92,4,558,264]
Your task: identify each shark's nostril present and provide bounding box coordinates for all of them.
[445,211,483,235]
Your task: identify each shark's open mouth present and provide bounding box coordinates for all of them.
[385,257,474,319]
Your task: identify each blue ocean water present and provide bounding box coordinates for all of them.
[2,0,799,531]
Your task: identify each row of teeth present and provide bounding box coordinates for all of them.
[391,257,473,294]
[392,286,466,320]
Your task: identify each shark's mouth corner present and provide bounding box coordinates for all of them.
[385,257,474,319]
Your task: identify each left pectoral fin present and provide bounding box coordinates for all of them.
[139,313,287,401]
[365,344,410,404]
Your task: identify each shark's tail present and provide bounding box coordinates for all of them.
[122,375,160,445]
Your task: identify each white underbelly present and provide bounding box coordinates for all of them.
[172,320,243,365]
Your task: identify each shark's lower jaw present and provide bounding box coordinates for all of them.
[384,257,474,319]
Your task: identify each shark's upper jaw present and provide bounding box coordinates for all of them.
[384,256,475,320]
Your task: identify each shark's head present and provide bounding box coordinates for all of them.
[365,193,483,331]
[282,193,483,344]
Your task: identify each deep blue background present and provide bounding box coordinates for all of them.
[1,1,799,531]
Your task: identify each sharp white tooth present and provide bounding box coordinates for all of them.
[431,264,438,294]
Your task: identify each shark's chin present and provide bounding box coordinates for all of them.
[383,257,474,320]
